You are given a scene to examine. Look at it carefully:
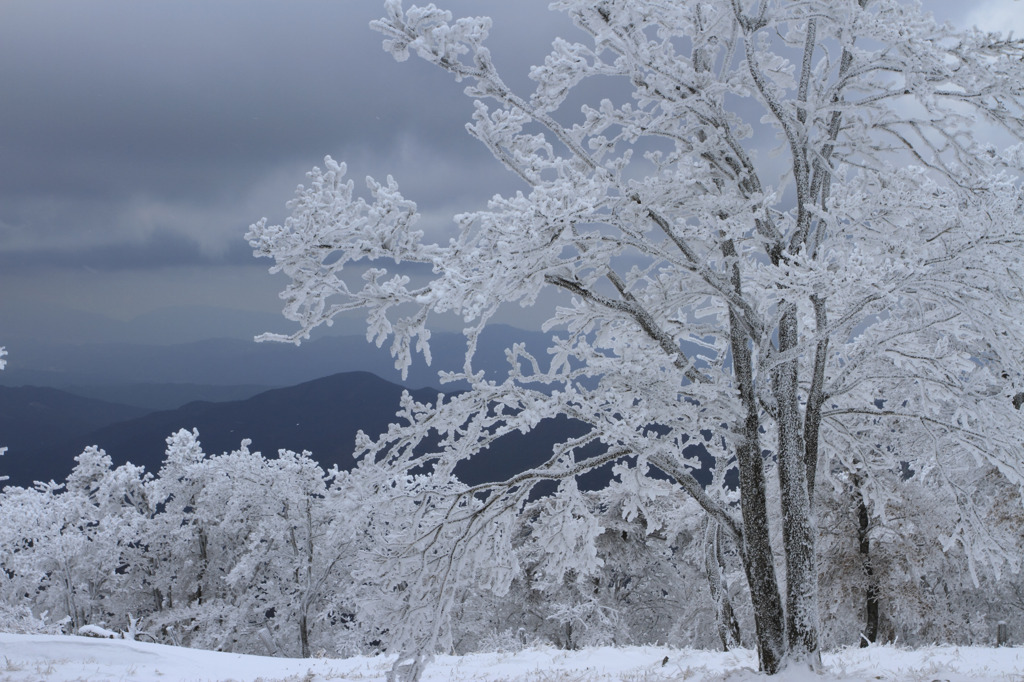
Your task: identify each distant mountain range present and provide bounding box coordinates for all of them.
[1,321,714,490]
[0,386,149,485]
[0,322,578,487]
[0,325,555,407]
[1,371,597,491]
[58,383,274,412]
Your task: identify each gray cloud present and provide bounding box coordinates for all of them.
[0,1,558,184]
[0,227,255,272]
[0,0,1016,343]
[0,2,560,269]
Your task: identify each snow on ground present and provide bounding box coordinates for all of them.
[0,633,1022,681]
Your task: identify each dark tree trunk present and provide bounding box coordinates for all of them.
[721,238,786,673]
[728,304,786,674]
[855,479,879,646]
[774,305,820,667]
[299,612,310,658]
[803,296,829,506]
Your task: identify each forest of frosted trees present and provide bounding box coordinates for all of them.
[1,429,1023,661]
[4,0,1024,679]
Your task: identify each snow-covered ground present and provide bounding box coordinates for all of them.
[0,633,1021,681]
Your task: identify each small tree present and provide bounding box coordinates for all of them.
[0,447,149,633]
[145,430,359,656]
[249,0,1024,674]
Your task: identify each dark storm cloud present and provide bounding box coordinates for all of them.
[0,1,561,204]
[0,0,1016,342]
[0,228,253,272]
[0,1,562,261]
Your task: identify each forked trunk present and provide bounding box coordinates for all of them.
[728,305,786,674]
[774,305,821,669]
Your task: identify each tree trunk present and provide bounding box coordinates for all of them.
[728,303,786,674]
[855,478,879,646]
[703,518,742,651]
[299,612,311,658]
[803,296,828,506]
[774,305,821,668]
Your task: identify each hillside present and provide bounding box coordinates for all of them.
[0,325,556,396]
[2,371,599,489]
[0,386,148,486]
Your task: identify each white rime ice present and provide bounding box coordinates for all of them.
[247,1,1024,678]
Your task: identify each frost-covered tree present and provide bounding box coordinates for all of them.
[248,0,1024,674]
[816,450,1024,649]
[0,447,150,633]
[209,446,355,658]
[143,430,359,657]
[492,470,742,652]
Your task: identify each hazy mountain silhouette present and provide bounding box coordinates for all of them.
[0,386,149,487]
[0,325,555,404]
[62,383,274,412]
[1,318,716,490]
[3,371,599,490]
[1,372,424,486]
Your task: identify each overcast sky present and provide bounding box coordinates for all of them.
[1,1,1021,345]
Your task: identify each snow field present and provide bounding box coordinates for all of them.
[1,634,1023,681]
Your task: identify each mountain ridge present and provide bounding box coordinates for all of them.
[0,325,554,396]
[2,369,711,495]
[2,371,583,490]
[1,371,440,488]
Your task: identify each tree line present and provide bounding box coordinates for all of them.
[1,427,1021,660]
